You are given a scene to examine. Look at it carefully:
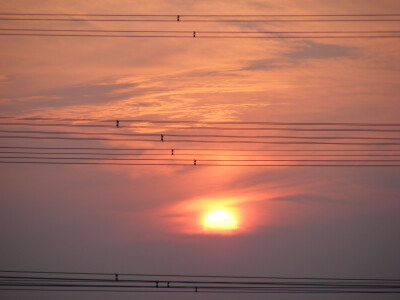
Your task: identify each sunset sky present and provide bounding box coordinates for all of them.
[1,0,400,299]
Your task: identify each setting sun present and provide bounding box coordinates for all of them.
[204,210,238,232]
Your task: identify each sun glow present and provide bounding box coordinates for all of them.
[204,210,238,232]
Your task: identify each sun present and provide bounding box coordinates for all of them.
[204,210,238,232]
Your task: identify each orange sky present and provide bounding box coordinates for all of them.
[1,1,400,299]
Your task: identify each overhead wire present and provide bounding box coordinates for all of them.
[1,270,399,281]
[0,270,399,294]
[0,282,397,291]
[2,151,400,157]
[3,117,400,126]
[1,17,400,23]
[1,14,399,39]
[2,28,400,34]
[1,156,399,163]
[2,33,400,38]
[1,129,400,140]
[1,118,400,167]
[1,161,399,167]
[2,13,400,17]
[2,135,400,145]
[6,274,398,286]
[2,122,400,132]
[2,146,400,152]
[1,288,399,294]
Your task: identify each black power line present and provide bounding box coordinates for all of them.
[0,271,399,294]
[1,270,399,281]
[3,117,400,126]
[2,156,399,163]
[2,28,400,34]
[0,287,393,294]
[3,151,400,157]
[2,146,400,152]
[2,135,400,145]
[1,129,400,140]
[3,121,400,133]
[2,13,400,17]
[1,28,400,39]
[1,161,399,167]
[1,17,400,23]
[2,33,400,38]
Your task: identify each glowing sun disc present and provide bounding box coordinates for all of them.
[204,210,238,231]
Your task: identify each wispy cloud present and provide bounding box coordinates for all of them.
[242,40,357,71]
[270,193,334,203]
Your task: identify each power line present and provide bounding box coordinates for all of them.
[2,146,400,152]
[2,13,400,17]
[6,274,399,286]
[3,120,400,129]
[1,270,399,281]
[1,28,399,39]
[3,117,400,126]
[1,281,398,291]
[1,17,400,23]
[0,271,399,294]
[1,288,399,294]
[2,129,400,141]
[2,33,400,38]
[1,278,399,289]
[2,135,400,145]
[1,161,399,167]
[2,156,399,163]
[3,122,400,132]
[3,151,400,157]
[0,117,112,122]
[2,28,400,34]
[0,288,190,293]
